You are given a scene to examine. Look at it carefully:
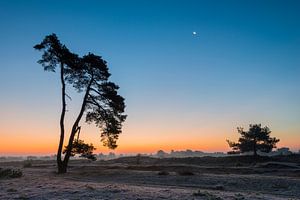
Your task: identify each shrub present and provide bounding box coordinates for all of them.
[10,169,23,178]
[177,170,194,176]
[7,188,17,192]
[211,184,225,190]
[17,194,30,200]
[23,160,32,168]
[0,168,23,178]
[193,190,223,200]
[234,193,245,200]
[193,190,207,196]
[158,171,169,175]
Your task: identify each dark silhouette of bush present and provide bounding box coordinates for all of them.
[0,168,22,178]
[192,190,222,199]
[177,170,195,176]
[158,171,169,175]
[23,160,32,168]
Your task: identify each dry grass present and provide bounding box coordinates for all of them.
[1,156,300,199]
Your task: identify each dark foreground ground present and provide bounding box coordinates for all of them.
[1,155,300,199]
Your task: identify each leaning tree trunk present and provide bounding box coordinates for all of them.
[62,78,93,172]
[57,63,67,173]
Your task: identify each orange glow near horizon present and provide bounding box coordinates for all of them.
[1,107,299,156]
[1,121,299,156]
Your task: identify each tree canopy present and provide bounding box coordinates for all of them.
[227,124,279,156]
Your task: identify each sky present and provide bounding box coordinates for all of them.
[0,0,299,156]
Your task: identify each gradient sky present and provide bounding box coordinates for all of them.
[0,0,299,155]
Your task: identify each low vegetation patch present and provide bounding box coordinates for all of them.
[7,188,18,193]
[209,184,224,190]
[177,170,195,176]
[157,170,169,175]
[272,182,290,189]
[193,190,222,200]
[0,168,23,178]
[233,193,245,200]
[23,160,33,168]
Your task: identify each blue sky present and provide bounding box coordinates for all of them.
[0,0,299,154]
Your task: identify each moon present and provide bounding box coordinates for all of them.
[192,31,197,35]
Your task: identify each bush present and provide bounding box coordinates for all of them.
[211,184,225,190]
[0,168,23,178]
[234,193,245,200]
[177,170,194,176]
[23,160,32,168]
[193,190,222,199]
[158,171,169,175]
[7,188,17,192]
[193,190,207,197]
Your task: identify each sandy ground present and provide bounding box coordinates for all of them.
[1,158,300,200]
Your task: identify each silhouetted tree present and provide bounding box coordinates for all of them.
[34,34,80,173]
[34,34,126,173]
[62,53,126,170]
[227,124,279,156]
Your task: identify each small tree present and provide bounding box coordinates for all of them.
[227,124,279,156]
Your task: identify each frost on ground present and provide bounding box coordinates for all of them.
[0,158,300,200]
